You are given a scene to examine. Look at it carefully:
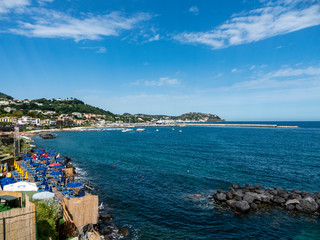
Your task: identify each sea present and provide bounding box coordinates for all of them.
[33,121,320,240]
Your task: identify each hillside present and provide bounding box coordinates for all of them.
[0,92,13,100]
[0,93,224,122]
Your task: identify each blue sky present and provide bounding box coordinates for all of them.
[0,0,320,120]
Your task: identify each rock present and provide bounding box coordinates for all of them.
[250,202,258,210]
[101,226,113,235]
[217,190,227,194]
[226,199,236,206]
[254,184,263,190]
[273,196,286,205]
[230,201,250,212]
[289,193,302,200]
[215,193,227,202]
[296,204,303,211]
[299,198,318,213]
[226,191,233,200]
[285,199,300,206]
[286,204,295,211]
[119,228,128,237]
[316,199,320,206]
[235,196,243,201]
[232,184,240,189]
[292,189,301,194]
[260,194,271,203]
[270,189,278,196]
[314,192,320,199]
[100,214,114,222]
[243,194,254,204]
[245,192,262,201]
[301,192,313,198]
[234,190,244,198]
[255,189,265,194]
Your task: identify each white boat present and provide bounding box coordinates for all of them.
[136,128,145,132]
[122,128,133,132]
[156,129,159,132]
[179,130,182,132]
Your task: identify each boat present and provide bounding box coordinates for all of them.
[122,128,133,132]
[179,130,182,132]
[136,128,145,132]
[156,129,159,132]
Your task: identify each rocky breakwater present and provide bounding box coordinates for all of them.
[212,184,320,215]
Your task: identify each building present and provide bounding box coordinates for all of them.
[17,116,41,126]
[0,117,17,124]
[72,112,83,118]
[4,107,16,113]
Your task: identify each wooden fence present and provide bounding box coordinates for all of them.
[63,194,98,228]
[0,192,36,240]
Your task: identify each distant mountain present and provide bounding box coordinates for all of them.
[0,92,13,100]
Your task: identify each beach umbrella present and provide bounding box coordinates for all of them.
[36,167,47,171]
[49,163,60,167]
[66,182,83,188]
[51,171,62,176]
[45,182,49,191]
[34,175,38,182]
[3,182,38,191]
[52,165,64,169]
[32,191,55,200]
[49,186,53,192]
[61,175,65,183]
[25,172,28,180]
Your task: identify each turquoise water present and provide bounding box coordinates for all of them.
[34,122,320,239]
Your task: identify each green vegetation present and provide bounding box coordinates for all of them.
[33,200,63,240]
[0,92,13,99]
[0,92,224,122]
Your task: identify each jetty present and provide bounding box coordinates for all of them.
[185,123,299,128]
[211,184,320,215]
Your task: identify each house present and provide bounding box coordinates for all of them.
[0,117,17,124]
[72,112,83,118]
[4,107,16,113]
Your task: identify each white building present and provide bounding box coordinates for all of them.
[4,107,16,113]
[72,112,83,118]
[0,101,9,106]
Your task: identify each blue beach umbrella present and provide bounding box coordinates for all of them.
[66,182,83,188]
[49,186,53,192]
[34,175,38,182]
[36,167,47,171]
[45,182,49,191]
[51,171,62,176]
[52,165,64,169]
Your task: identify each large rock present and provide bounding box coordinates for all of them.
[299,197,318,213]
[250,202,258,210]
[273,196,286,205]
[286,204,295,211]
[245,192,262,201]
[230,201,251,212]
[234,190,244,198]
[260,194,271,203]
[243,194,254,204]
[255,189,265,194]
[285,199,299,205]
[214,192,227,202]
[226,191,233,200]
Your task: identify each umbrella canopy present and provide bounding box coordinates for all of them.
[49,163,60,167]
[52,165,64,169]
[56,158,66,161]
[31,163,42,167]
[32,191,55,200]
[36,167,47,171]
[50,171,62,176]
[3,182,38,191]
[66,182,83,188]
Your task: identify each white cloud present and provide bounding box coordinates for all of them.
[250,65,256,70]
[38,0,54,5]
[10,9,152,41]
[0,0,30,13]
[174,1,320,49]
[231,68,237,72]
[225,65,320,91]
[144,77,180,87]
[80,46,107,53]
[146,34,160,42]
[189,6,199,15]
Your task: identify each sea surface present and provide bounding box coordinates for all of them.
[34,121,320,239]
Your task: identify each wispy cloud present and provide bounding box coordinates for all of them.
[174,0,320,49]
[189,6,199,15]
[132,77,180,87]
[10,9,152,41]
[0,0,30,13]
[231,68,238,73]
[225,65,320,91]
[80,46,107,53]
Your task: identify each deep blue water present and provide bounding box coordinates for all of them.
[34,122,320,239]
